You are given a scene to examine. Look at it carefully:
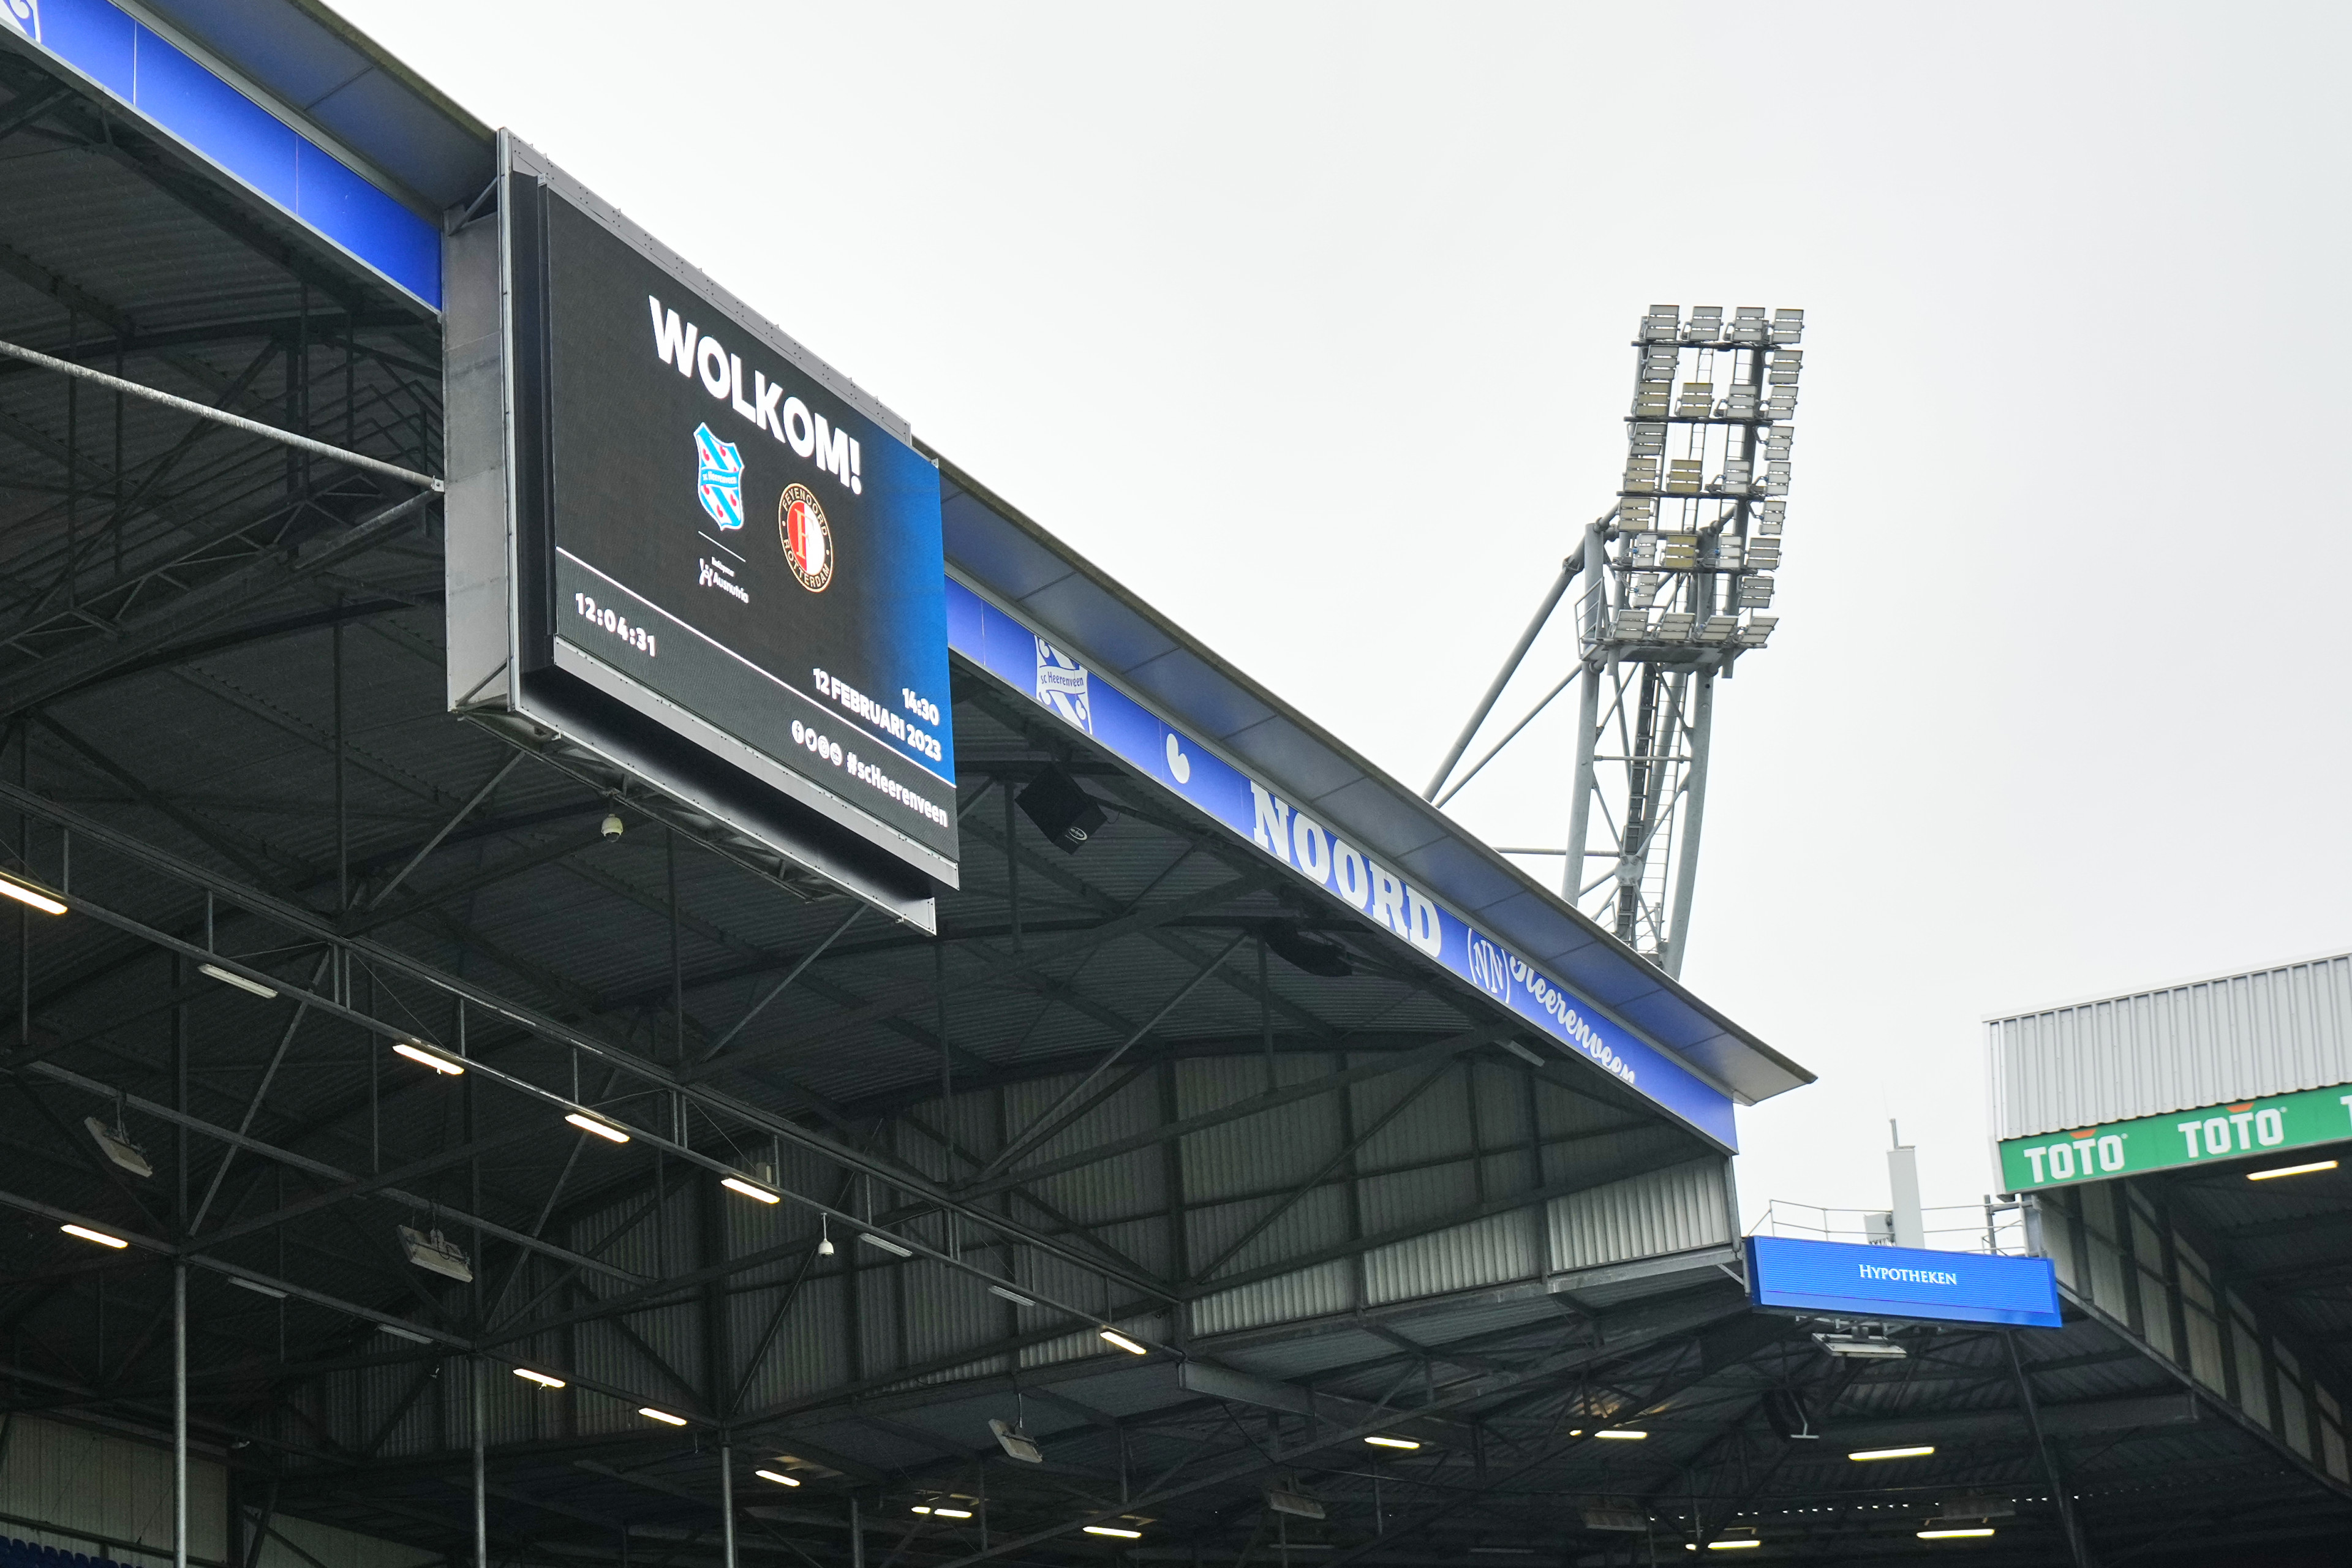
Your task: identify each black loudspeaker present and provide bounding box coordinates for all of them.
[1264,920,1352,978]
[1017,766,1111,853]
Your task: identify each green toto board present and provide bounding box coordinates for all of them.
[1997,1082,2352,1191]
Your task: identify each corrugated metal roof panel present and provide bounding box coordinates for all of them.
[1548,1158,1732,1273]
[1987,953,2352,1138]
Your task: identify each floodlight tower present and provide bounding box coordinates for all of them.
[1425,304,1805,978]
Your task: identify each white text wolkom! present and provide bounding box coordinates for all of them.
[648,298,861,494]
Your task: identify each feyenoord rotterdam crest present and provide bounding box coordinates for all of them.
[779,483,834,592]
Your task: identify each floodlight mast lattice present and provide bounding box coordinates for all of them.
[1425,304,1803,977]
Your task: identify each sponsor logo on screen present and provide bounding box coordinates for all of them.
[780,485,834,591]
[694,424,745,531]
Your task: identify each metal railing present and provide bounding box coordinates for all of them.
[1751,1196,2038,1256]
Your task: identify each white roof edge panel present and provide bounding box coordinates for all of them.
[1984,952,2352,1139]
[930,452,1814,1107]
[140,0,496,209]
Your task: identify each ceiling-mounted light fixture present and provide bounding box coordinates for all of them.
[1082,1526,1142,1540]
[991,1418,1043,1464]
[511,1367,566,1389]
[989,1284,1034,1306]
[1813,1332,1906,1360]
[228,1277,287,1300]
[0,875,67,916]
[755,1469,801,1488]
[1849,1446,1935,1462]
[379,1322,432,1344]
[391,1041,463,1076]
[2247,1159,2337,1181]
[398,1225,473,1282]
[722,1175,781,1204]
[1265,1486,1324,1520]
[1098,1327,1148,1355]
[1594,1430,1648,1441]
[84,1115,153,1178]
[638,1407,688,1427]
[859,1231,912,1257]
[565,1112,630,1144]
[817,1216,835,1256]
[1363,1436,1419,1450]
[60,1223,127,1249]
[198,962,279,999]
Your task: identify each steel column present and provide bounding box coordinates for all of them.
[1660,671,1713,979]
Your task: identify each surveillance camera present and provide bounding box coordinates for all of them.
[600,812,624,839]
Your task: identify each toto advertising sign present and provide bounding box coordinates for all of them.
[1996,1081,2352,1191]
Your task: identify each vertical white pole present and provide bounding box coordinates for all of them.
[720,1442,736,1568]
[173,1263,187,1568]
[472,1358,488,1568]
[1888,1144,1925,1250]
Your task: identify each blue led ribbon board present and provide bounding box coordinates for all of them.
[1744,1235,2062,1329]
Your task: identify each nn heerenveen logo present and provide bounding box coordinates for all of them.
[779,484,834,592]
[694,424,745,531]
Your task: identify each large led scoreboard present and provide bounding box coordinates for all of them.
[447,136,957,928]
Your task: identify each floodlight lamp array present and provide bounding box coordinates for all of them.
[1597,304,1803,657]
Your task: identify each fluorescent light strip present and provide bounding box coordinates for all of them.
[2247,1159,2338,1181]
[859,1232,912,1257]
[1363,1436,1419,1450]
[932,1509,974,1520]
[60,1223,127,1249]
[228,1277,287,1299]
[379,1324,432,1344]
[639,1407,688,1427]
[1594,1430,1648,1441]
[391,1041,463,1076]
[565,1112,630,1144]
[1098,1328,1148,1355]
[723,1176,781,1204]
[1918,1528,1995,1540]
[1705,1542,1762,1551]
[511,1367,566,1389]
[1083,1527,1142,1540]
[0,876,67,916]
[1848,1445,1934,1461]
[755,1470,800,1487]
[198,962,278,999]
[989,1284,1036,1306]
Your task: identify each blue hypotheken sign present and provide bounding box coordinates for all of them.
[1745,1235,2062,1329]
[946,574,1740,1149]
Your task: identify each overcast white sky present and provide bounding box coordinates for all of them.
[339,1,2352,1233]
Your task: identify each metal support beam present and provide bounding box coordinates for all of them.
[1660,673,1713,980]
[2008,1331,2095,1568]
[1423,551,1584,801]
[0,339,440,493]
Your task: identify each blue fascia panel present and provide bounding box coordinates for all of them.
[948,570,1740,1151]
[31,0,133,96]
[296,140,439,304]
[134,24,298,208]
[7,0,441,307]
